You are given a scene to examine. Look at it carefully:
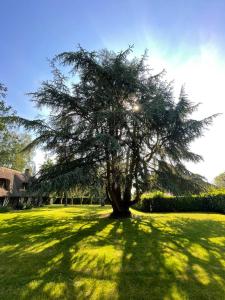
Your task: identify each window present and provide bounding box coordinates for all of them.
[0,178,9,190]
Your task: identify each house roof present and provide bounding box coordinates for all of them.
[0,167,28,181]
[0,167,30,197]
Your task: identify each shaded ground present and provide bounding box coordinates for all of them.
[0,206,225,299]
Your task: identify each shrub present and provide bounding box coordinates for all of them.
[15,202,25,210]
[23,203,33,210]
[134,192,225,213]
[0,206,10,213]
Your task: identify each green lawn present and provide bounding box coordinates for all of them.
[0,206,225,299]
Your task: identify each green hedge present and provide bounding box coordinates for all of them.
[134,193,225,213]
[0,206,10,213]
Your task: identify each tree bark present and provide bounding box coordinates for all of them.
[105,148,132,218]
[108,186,132,218]
[110,204,131,218]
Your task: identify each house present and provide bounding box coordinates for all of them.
[0,167,31,206]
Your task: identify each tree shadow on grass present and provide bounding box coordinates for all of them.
[0,210,115,299]
[116,216,225,299]
[1,210,225,299]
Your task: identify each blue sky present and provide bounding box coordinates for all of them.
[1,0,225,180]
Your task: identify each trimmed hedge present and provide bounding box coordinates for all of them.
[134,193,225,213]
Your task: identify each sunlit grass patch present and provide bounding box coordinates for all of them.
[0,206,225,299]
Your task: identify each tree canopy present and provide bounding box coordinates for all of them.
[214,172,225,189]
[0,83,12,132]
[16,47,217,217]
[0,84,35,172]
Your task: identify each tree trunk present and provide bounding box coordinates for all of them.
[109,189,132,218]
[106,153,132,218]
[110,204,131,218]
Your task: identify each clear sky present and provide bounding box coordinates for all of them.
[1,0,225,181]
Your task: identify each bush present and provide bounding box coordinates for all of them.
[134,192,225,213]
[0,206,10,213]
[23,203,33,210]
[14,202,25,210]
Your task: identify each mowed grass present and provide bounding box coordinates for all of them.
[1,206,225,300]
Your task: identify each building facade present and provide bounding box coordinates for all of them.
[0,167,31,207]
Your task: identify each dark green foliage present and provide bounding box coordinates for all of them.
[150,162,211,194]
[5,197,43,210]
[53,197,109,205]
[0,206,10,213]
[135,192,225,213]
[12,47,217,216]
